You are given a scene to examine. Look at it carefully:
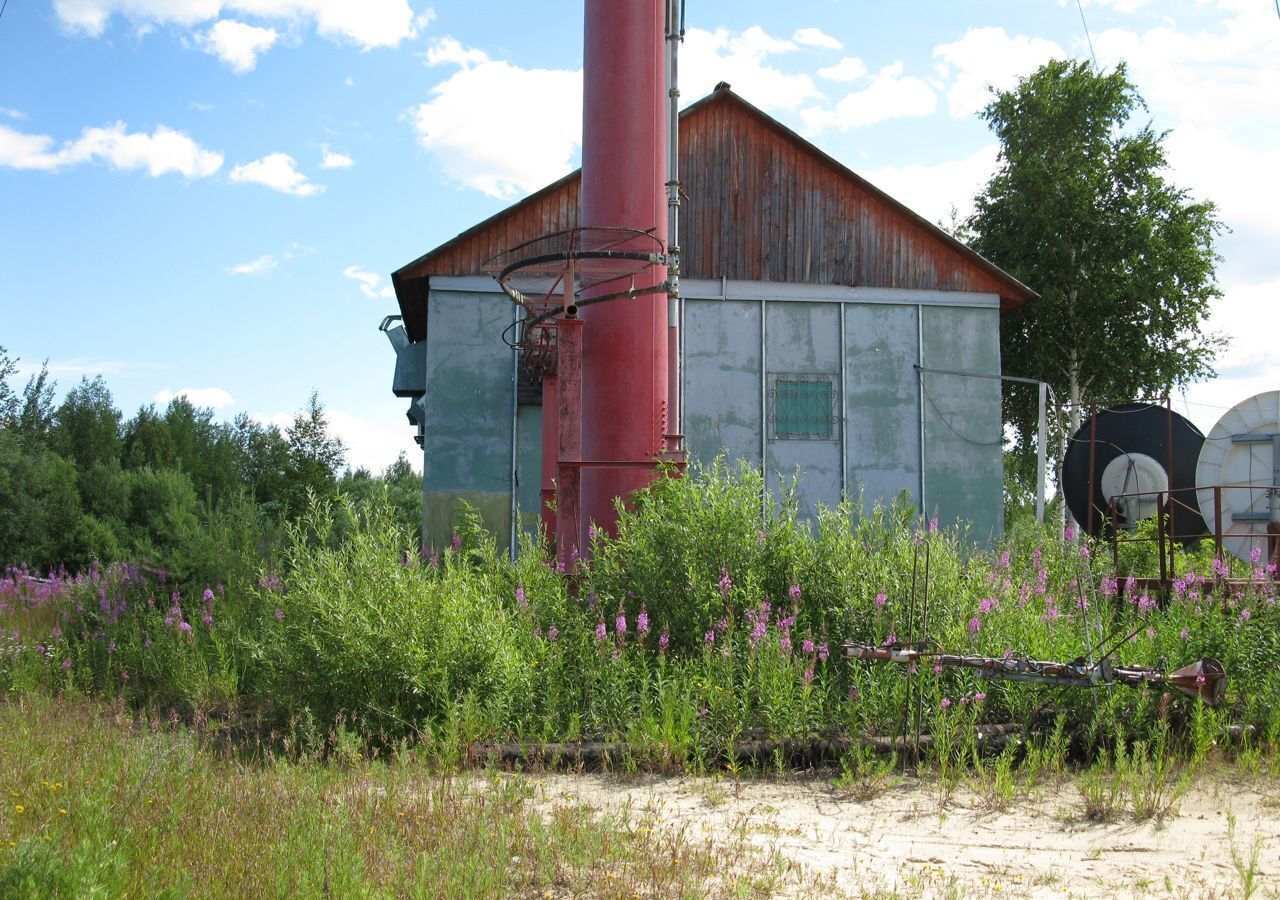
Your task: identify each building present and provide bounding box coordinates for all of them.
[383,85,1036,550]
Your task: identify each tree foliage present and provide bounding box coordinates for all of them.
[967,60,1224,466]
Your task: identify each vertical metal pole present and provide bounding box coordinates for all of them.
[916,305,926,517]
[1214,485,1223,561]
[1036,380,1048,524]
[839,302,848,501]
[509,304,520,561]
[665,0,682,454]
[557,313,583,569]
[1086,405,1099,537]
[1157,491,1168,586]
[540,372,558,543]
[760,296,768,517]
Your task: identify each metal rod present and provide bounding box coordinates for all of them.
[1086,405,1099,538]
[509,302,520,561]
[760,297,768,518]
[916,307,926,517]
[839,301,848,502]
[1036,380,1048,524]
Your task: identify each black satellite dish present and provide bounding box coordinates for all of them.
[1063,403,1208,540]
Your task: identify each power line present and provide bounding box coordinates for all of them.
[1076,0,1099,69]
[0,0,8,24]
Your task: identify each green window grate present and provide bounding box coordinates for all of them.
[771,376,836,440]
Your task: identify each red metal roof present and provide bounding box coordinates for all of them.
[392,85,1035,342]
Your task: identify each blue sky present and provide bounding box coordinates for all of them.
[2,0,1277,471]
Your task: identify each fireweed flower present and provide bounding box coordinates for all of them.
[788,583,802,603]
[703,629,715,646]
[715,617,728,633]
[595,620,607,642]
[997,550,1011,569]
[818,642,829,661]
[1240,608,1252,623]
[1212,557,1229,578]
[1137,595,1157,614]
[940,697,951,710]
[548,624,558,643]
[718,567,733,600]
[1180,627,1190,640]
[1251,546,1263,564]
[515,587,527,609]
[979,597,998,615]
[658,630,669,653]
[202,588,215,603]
[929,516,939,533]
[1064,525,1076,542]
[883,632,897,646]
[874,591,887,609]
[615,610,627,635]
[450,533,461,550]
[968,617,981,635]
[61,659,71,671]
[803,666,815,685]
[802,637,815,654]
[1079,544,1090,559]
[1101,577,1118,597]
[202,614,213,628]
[274,608,285,621]
[35,644,46,655]
[637,607,650,638]
[51,625,61,641]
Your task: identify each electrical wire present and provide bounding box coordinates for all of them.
[1076,0,1099,69]
[918,373,1005,447]
[0,0,8,23]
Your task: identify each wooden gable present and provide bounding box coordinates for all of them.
[393,86,1034,342]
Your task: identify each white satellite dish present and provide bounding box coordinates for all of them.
[1195,390,1280,564]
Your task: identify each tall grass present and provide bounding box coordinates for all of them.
[1,457,1277,769]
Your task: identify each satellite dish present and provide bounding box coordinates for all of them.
[1063,402,1207,539]
[1195,390,1280,564]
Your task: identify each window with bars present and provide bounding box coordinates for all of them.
[769,374,838,441]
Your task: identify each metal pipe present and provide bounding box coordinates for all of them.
[509,304,520,561]
[760,296,768,517]
[916,305,926,516]
[665,0,682,450]
[557,313,584,568]
[579,0,668,542]
[839,301,847,501]
[1036,380,1048,523]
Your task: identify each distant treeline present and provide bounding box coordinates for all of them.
[0,345,421,579]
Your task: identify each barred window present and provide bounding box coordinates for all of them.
[770,375,837,441]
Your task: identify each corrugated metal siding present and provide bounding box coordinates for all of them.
[394,89,1032,341]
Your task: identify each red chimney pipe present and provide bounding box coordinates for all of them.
[577,0,669,547]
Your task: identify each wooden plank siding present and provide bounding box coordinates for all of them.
[393,87,1034,342]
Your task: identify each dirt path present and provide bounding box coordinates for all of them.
[528,769,1280,897]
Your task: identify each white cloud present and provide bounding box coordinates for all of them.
[680,26,821,110]
[0,122,223,177]
[229,152,323,196]
[800,62,936,132]
[13,358,165,380]
[817,56,867,82]
[426,35,489,68]
[190,101,215,111]
[859,144,1000,227]
[54,0,421,51]
[932,27,1065,118]
[1065,0,1155,12]
[409,40,581,199]
[343,265,395,299]
[1163,125,1280,238]
[1179,276,1280,436]
[319,147,353,169]
[155,387,236,409]
[327,408,422,474]
[226,253,277,275]
[0,107,26,120]
[792,27,842,50]
[198,18,278,73]
[1090,11,1280,128]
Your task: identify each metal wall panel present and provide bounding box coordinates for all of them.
[921,305,1004,541]
[764,302,842,520]
[682,299,763,466]
[843,304,922,515]
[421,290,516,550]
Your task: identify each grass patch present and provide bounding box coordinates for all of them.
[0,693,785,898]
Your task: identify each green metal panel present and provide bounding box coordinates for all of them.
[421,289,516,551]
[921,305,1003,542]
[843,303,921,513]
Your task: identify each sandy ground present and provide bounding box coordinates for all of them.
[526,768,1280,898]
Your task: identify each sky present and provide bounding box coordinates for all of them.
[1,0,1277,473]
